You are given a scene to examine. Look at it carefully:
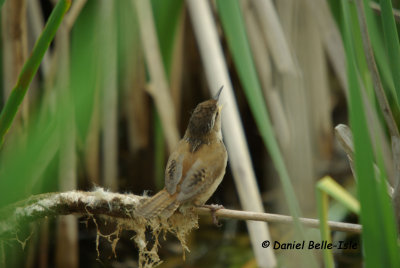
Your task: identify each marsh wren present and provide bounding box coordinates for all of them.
[136,86,227,218]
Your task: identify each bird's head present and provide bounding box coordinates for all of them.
[185,86,224,147]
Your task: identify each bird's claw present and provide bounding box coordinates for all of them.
[200,204,224,227]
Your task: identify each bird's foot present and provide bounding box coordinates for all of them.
[200,204,224,227]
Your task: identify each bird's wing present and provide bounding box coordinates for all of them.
[165,150,184,195]
[177,143,227,203]
[177,158,211,202]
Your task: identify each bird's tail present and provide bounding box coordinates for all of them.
[136,189,179,219]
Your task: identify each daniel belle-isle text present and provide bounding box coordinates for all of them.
[264,240,358,250]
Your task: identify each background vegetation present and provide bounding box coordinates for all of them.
[0,0,399,267]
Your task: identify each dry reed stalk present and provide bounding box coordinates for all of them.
[54,23,79,268]
[241,0,290,148]
[278,73,315,214]
[55,216,78,268]
[170,8,185,123]
[186,0,276,266]
[307,0,348,94]
[251,0,295,74]
[120,10,149,153]
[27,0,51,78]
[25,224,38,268]
[125,50,150,153]
[133,0,180,153]
[195,208,362,234]
[39,219,50,268]
[294,0,333,170]
[273,0,315,215]
[99,0,118,191]
[0,190,363,237]
[84,86,100,184]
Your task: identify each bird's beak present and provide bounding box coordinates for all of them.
[218,104,223,113]
[213,86,224,101]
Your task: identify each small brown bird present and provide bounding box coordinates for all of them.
[136,87,228,219]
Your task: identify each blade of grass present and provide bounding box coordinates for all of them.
[355,0,400,191]
[64,0,87,30]
[341,0,400,267]
[374,135,400,265]
[316,176,360,267]
[379,0,400,105]
[70,0,101,185]
[370,2,400,22]
[354,0,399,138]
[348,3,375,103]
[70,0,99,143]
[364,1,397,103]
[317,176,360,216]
[0,112,59,207]
[27,0,52,79]
[0,0,71,147]
[338,2,397,194]
[216,0,303,231]
[216,1,317,266]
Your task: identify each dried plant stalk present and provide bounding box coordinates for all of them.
[186,0,276,266]
[99,0,118,191]
[274,0,315,215]
[54,23,79,268]
[170,9,185,123]
[133,0,180,153]
[0,190,363,238]
[294,0,333,168]
[122,30,149,152]
[251,0,295,74]
[241,0,290,148]
[307,0,348,94]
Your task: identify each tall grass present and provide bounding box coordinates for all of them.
[1,0,400,266]
[0,0,70,147]
[216,0,308,245]
[339,0,400,266]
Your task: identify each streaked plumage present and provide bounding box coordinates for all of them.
[136,87,227,218]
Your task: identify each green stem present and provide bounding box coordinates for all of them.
[316,187,334,268]
[0,0,71,147]
[379,0,400,105]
